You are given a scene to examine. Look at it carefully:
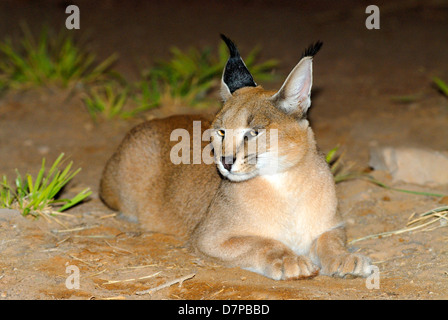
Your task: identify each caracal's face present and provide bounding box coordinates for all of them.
[211,87,309,182]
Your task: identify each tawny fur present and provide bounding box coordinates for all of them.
[100,40,371,280]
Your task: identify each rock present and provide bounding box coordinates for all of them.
[369,146,448,186]
[37,145,50,155]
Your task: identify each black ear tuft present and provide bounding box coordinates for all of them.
[220,34,240,59]
[220,34,256,94]
[300,41,323,59]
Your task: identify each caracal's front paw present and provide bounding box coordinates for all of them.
[263,251,319,280]
[321,253,372,278]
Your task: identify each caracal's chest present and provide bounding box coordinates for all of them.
[237,171,336,255]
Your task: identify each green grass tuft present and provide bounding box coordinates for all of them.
[82,41,280,119]
[83,81,131,120]
[0,23,117,90]
[0,153,91,218]
[139,42,280,109]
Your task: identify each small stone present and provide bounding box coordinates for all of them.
[369,146,448,186]
[37,146,50,155]
[84,123,93,132]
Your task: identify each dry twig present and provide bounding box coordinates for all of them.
[135,273,196,296]
[350,206,448,244]
[102,271,161,285]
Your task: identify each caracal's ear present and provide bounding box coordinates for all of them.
[270,41,323,118]
[220,34,257,102]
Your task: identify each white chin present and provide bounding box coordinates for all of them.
[218,167,258,182]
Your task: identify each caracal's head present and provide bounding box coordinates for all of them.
[211,35,322,182]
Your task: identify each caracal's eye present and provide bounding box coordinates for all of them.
[249,129,258,137]
[217,129,225,137]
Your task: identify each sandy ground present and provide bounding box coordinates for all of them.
[0,0,448,300]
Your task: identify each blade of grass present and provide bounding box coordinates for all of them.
[33,157,46,193]
[364,176,446,198]
[433,77,448,97]
[58,188,92,212]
